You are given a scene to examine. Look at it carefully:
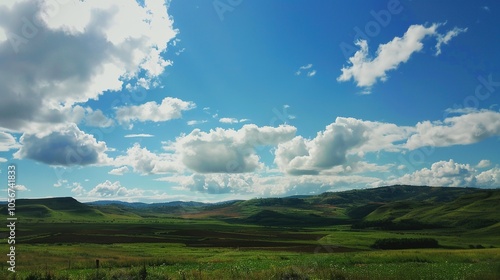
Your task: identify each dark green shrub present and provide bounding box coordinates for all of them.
[371,238,439,249]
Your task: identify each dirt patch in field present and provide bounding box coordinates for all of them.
[20,223,340,253]
[22,233,191,244]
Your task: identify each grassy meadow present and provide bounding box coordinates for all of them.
[1,186,499,279]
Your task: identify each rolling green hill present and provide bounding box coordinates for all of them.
[2,197,107,221]
[197,185,500,232]
[359,189,500,229]
[2,186,499,232]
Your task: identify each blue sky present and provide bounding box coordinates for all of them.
[0,0,499,202]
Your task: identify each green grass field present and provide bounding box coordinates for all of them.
[1,186,499,279]
[2,220,499,279]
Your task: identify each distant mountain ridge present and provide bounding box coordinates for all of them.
[86,200,208,208]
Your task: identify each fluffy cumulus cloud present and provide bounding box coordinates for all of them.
[257,174,381,197]
[84,108,114,128]
[476,160,491,169]
[88,180,143,197]
[115,97,195,127]
[161,173,380,196]
[476,167,500,187]
[405,110,500,150]
[114,143,181,175]
[0,0,177,133]
[169,174,255,194]
[108,166,130,176]
[71,183,86,196]
[337,23,466,92]
[275,117,411,175]
[175,124,296,173]
[13,123,110,166]
[383,160,500,188]
[395,160,476,187]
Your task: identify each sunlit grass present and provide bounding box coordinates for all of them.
[2,242,499,279]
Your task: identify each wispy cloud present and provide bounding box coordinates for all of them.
[12,185,28,191]
[124,134,154,138]
[187,120,208,126]
[175,48,186,56]
[435,27,468,55]
[295,64,316,77]
[337,23,467,93]
[53,179,68,188]
[219,118,249,124]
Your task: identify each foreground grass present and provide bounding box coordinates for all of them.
[1,219,498,279]
[2,244,499,279]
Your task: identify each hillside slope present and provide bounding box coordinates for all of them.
[2,186,499,231]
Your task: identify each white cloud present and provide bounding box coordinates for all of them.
[65,106,114,128]
[187,120,208,126]
[0,0,177,133]
[405,110,500,150]
[435,27,467,55]
[476,160,491,169]
[175,47,186,56]
[88,180,143,197]
[13,184,28,191]
[161,172,380,196]
[166,173,254,194]
[108,166,130,175]
[114,143,181,175]
[296,64,316,77]
[275,117,411,175]
[0,158,7,163]
[115,97,195,126]
[71,183,86,196]
[13,123,110,166]
[175,124,296,173]
[53,179,68,188]
[219,118,248,124]
[219,118,239,124]
[254,174,380,197]
[476,167,500,187]
[274,110,499,176]
[307,70,317,77]
[114,124,296,176]
[84,108,114,128]
[382,160,500,189]
[124,134,154,138]
[0,131,19,151]
[394,160,476,187]
[337,23,466,92]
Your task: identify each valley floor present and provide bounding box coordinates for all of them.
[1,221,499,279]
